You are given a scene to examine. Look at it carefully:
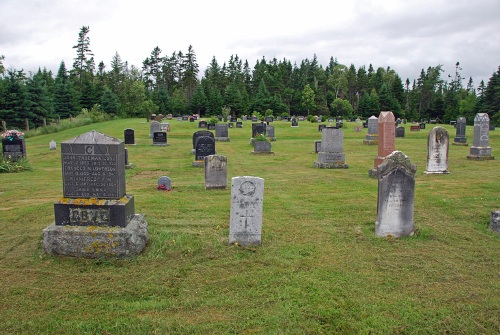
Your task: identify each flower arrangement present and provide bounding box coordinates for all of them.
[2,129,24,141]
[254,133,269,142]
[157,184,171,191]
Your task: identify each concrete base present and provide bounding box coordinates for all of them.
[152,143,168,146]
[314,162,349,169]
[214,137,230,142]
[466,155,495,160]
[125,163,134,169]
[42,214,148,258]
[424,170,450,174]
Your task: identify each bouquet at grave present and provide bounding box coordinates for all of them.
[254,133,269,142]
[157,184,171,191]
[2,129,24,141]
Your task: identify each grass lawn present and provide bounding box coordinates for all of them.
[1,118,499,334]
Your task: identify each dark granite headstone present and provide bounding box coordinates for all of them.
[236,122,243,128]
[2,137,26,161]
[396,126,405,138]
[198,121,207,128]
[453,117,467,145]
[252,123,266,137]
[153,132,167,145]
[291,118,299,127]
[207,123,216,130]
[193,130,214,149]
[195,136,216,161]
[124,128,135,145]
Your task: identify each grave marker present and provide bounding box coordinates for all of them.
[124,128,135,145]
[467,113,494,160]
[370,111,396,177]
[314,127,348,168]
[153,132,167,146]
[2,129,26,161]
[149,121,160,138]
[204,155,228,189]
[453,117,468,146]
[425,127,450,174]
[363,115,378,145]
[215,124,230,141]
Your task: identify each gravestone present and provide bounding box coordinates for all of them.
[314,127,348,168]
[252,116,258,122]
[395,126,405,138]
[363,115,378,145]
[420,123,426,129]
[467,113,494,160]
[265,116,273,123]
[425,127,450,174]
[252,140,273,154]
[453,117,468,146]
[153,132,167,146]
[204,155,227,190]
[318,124,326,132]
[229,176,264,246]
[149,121,160,138]
[375,151,416,237]
[124,128,135,145]
[266,126,276,141]
[228,122,234,128]
[370,111,396,177]
[236,121,243,128]
[157,176,171,191]
[242,115,248,121]
[490,210,500,233]
[251,123,266,137]
[198,120,207,128]
[298,116,305,121]
[124,147,133,169]
[215,123,230,141]
[314,140,322,153]
[160,122,170,131]
[182,115,189,121]
[49,140,57,150]
[195,136,216,163]
[2,130,26,161]
[207,123,216,130]
[291,118,299,127]
[192,130,214,153]
[43,130,147,258]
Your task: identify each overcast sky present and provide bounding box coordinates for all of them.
[1,0,499,87]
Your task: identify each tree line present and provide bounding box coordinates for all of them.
[1,26,500,130]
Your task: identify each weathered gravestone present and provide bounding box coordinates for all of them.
[251,115,258,122]
[266,126,276,141]
[153,132,167,146]
[395,126,405,138]
[375,151,416,237]
[42,130,147,258]
[124,128,135,145]
[157,176,171,191]
[369,111,396,178]
[215,123,230,141]
[207,123,216,130]
[194,136,216,166]
[49,140,57,150]
[467,113,494,160]
[2,130,26,161]
[490,210,500,233]
[314,127,348,168]
[229,176,264,246]
[425,127,450,174]
[160,122,170,131]
[363,115,378,145]
[124,147,133,169]
[149,121,160,138]
[453,117,468,146]
[204,155,227,190]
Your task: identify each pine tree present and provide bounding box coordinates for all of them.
[54,61,77,118]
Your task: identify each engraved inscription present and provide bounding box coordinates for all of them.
[69,208,110,224]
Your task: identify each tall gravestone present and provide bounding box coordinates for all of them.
[192,130,214,154]
[375,151,416,237]
[42,130,147,258]
[124,128,135,145]
[215,124,230,141]
[467,113,494,160]
[363,115,378,145]
[2,130,26,161]
[229,176,264,246]
[425,127,450,174]
[313,127,348,168]
[369,111,395,177]
[453,117,467,146]
[204,155,228,189]
[149,121,160,138]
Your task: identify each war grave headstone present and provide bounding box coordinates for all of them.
[375,151,416,238]
[215,123,230,141]
[314,127,348,168]
[467,113,494,160]
[42,130,147,258]
[149,121,160,138]
[395,126,405,138]
[204,155,228,190]
[194,136,216,166]
[198,120,207,128]
[453,117,468,146]
[229,176,264,246]
[152,132,167,146]
[369,111,396,178]
[363,115,378,145]
[425,127,449,174]
[49,140,57,150]
[236,121,243,128]
[192,130,214,154]
[157,176,172,191]
[266,126,276,141]
[2,129,26,161]
[124,128,135,145]
[490,210,500,233]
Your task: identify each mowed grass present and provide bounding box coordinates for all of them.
[0,118,499,334]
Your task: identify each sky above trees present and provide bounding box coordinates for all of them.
[1,0,499,85]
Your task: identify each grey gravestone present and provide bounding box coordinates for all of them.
[182,115,189,121]
[43,130,147,258]
[49,140,57,150]
[490,210,500,233]
[265,116,273,123]
[124,147,133,169]
[375,151,416,237]
[149,121,160,138]
[195,136,216,161]
[236,122,243,128]
[252,141,273,154]
[314,140,321,153]
[453,117,467,145]
[207,123,216,130]
[157,176,171,191]
[242,116,247,121]
[395,126,405,138]
[124,128,135,145]
[298,116,305,121]
[318,124,325,132]
[251,123,266,137]
[229,176,264,246]
[228,122,234,128]
[363,115,378,145]
[204,155,227,190]
[266,126,276,141]
[215,123,230,141]
[153,132,167,146]
[2,136,26,161]
[467,113,494,160]
[160,122,169,131]
[314,127,348,168]
[198,120,207,128]
[425,127,449,174]
[252,116,258,122]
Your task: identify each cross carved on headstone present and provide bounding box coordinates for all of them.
[240,210,253,229]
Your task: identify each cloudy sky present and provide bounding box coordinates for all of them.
[1,0,499,87]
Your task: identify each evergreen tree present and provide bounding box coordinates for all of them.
[183,45,199,111]
[0,69,29,128]
[54,61,77,118]
[26,69,54,125]
[100,87,119,116]
[71,26,95,90]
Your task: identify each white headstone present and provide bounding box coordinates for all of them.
[49,140,56,150]
[425,126,450,174]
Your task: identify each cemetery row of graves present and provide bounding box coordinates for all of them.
[1,113,499,333]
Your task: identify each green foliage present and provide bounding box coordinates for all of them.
[221,106,231,121]
[330,98,354,118]
[253,133,269,142]
[0,156,32,173]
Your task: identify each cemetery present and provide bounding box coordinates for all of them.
[1,116,499,333]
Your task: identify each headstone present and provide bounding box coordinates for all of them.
[490,210,500,233]
[395,126,405,138]
[314,140,322,153]
[182,115,189,121]
[420,123,426,129]
[251,123,266,137]
[265,116,273,123]
[318,124,326,132]
[2,130,26,161]
[363,115,378,145]
[124,128,135,145]
[192,130,214,150]
[453,117,467,145]
[204,155,227,190]
[49,140,57,150]
[228,122,234,128]
[291,118,299,127]
[215,123,230,141]
[410,126,420,131]
[298,116,305,121]
[229,176,264,246]
[314,127,348,168]
[236,122,243,128]
[43,130,147,258]
[375,151,416,237]
[153,132,167,146]
[467,113,494,160]
[195,136,216,161]
[252,140,273,154]
[242,115,248,121]
[207,123,216,130]
[198,120,207,128]
[425,127,450,174]
[252,116,258,122]
[149,121,160,138]
[489,124,495,131]
[370,111,396,177]
[266,126,276,141]
[160,122,170,131]
[157,176,172,191]
[124,147,133,169]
